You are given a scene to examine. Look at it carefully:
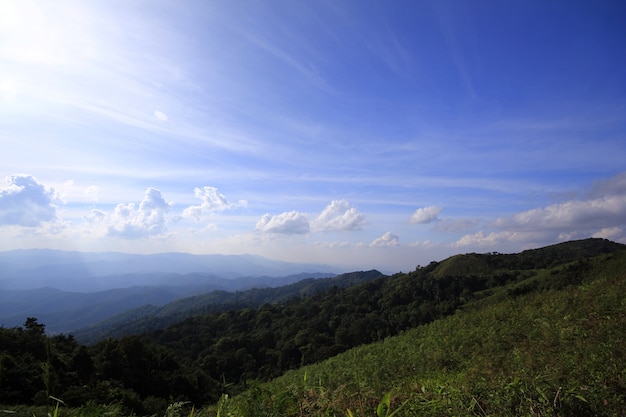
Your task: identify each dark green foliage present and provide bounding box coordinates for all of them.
[0,321,215,415]
[222,244,626,416]
[73,270,384,344]
[1,238,624,416]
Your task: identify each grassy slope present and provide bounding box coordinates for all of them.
[210,249,626,417]
[4,240,624,417]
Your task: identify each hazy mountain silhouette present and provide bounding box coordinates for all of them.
[0,249,339,333]
[0,249,338,291]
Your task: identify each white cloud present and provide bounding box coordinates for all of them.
[154,110,168,122]
[312,200,365,231]
[370,231,399,247]
[182,186,246,221]
[408,240,434,247]
[57,180,75,204]
[107,187,172,238]
[0,174,58,226]
[85,185,99,202]
[454,231,548,248]
[409,205,442,224]
[592,227,624,241]
[455,171,626,249]
[86,208,106,222]
[0,79,18,101]
[255,211,310,234]
[494,195,626,232]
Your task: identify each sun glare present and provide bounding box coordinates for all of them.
[0,0,98,68]
[0,79,18,101]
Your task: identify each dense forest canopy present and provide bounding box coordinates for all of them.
[0,238,624,416]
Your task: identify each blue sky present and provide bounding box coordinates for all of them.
[1,0,625,272]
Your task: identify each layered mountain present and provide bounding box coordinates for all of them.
[1,238,624,415]
[0,249,339,333]
[72,269,385,344]
[0,249,338,291]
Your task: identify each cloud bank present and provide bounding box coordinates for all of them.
[455,172,626,248]
[2,169,625,271]
[0,174,58,226]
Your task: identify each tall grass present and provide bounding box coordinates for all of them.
[4,249,625,417]
[213,259,626,417]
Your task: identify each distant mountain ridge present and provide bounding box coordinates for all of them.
[1,238,625,414]
[93,237,621,408]
[72,238,625,345]
[0,249,340,333]
[0,249,339,291]
[2,239,623,339]
[0,272,337,333]
[72,270,385,344]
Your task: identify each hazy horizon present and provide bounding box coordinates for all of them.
[1,0,625,272]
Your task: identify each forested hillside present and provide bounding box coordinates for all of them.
[73,270,383,344]
[1,238,624,417]
[219,243,626,416]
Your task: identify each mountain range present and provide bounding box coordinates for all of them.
[0,249,339,332]
[0,249,338,291]
[1,238,624,416]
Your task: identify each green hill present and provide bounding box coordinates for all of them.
[211,240,626,416]
[1,238,624,417]
[73,270,384,344]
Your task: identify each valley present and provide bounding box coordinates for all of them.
[0,238,624,416]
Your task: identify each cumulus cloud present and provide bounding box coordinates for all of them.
[493,195,626,232]
[182,186,246,221]
[457,172,626,248]
[86,208,106,222]
[107,187,172,238]
[0,174,58,226]
[370,231,399,247]
[409,205,442,224]
[312,200,365,231]
[256,211,310,234]
[592,227,624,241]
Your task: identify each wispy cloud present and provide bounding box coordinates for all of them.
[246,34,331,93]
[2,1,624,271]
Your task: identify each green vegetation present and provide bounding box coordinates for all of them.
[73,270,384,344]
[1,238,624,416]
[218,249,626,416]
